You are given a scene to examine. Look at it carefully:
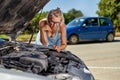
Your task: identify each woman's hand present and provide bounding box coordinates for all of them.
[54,45,61,52]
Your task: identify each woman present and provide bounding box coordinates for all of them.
[35,8,67,52]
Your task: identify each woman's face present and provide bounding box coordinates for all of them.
[49,9,62,27]
[51,13,61,23]
[49,15,61,27]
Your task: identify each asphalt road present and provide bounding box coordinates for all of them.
[66,37,120,80]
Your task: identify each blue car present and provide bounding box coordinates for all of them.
[0,38,6,45]
[67,17,115,44]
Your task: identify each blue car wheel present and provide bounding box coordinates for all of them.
[69,35,79,44]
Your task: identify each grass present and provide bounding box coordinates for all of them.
[17,34,37,42]
[0,34,10,40]
[0,34,37,42]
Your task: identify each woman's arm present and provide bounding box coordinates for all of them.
[39,20,48,46]
[54,23,67,51]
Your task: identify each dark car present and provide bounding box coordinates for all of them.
[67,17,115,44]
[0,0,95,80]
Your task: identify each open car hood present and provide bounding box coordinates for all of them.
[0,0,50,40]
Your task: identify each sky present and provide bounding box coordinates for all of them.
[43,0,101,17]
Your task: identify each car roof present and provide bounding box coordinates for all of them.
[77,16,109,19]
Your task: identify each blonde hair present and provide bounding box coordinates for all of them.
[47,8,64,26]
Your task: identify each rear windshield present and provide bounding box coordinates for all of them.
[67,18,85,26]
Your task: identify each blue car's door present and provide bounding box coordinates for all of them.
[78,18,103,40]
[98,18,114,38]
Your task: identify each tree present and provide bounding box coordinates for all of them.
[24,8,84,34]
[97,0,120,32]
[64,8,84,24]
[23,11,48,34]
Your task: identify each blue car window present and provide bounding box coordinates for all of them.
[100,18,109,26]
[84,18,98,27]
[67,18,84,27]
[91,18,98,26]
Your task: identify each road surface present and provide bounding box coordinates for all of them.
[66,37,120,80]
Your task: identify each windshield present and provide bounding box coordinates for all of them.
[67,18,85,26]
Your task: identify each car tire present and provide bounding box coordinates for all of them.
[69,35,79,44]
[106,33,114,42]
